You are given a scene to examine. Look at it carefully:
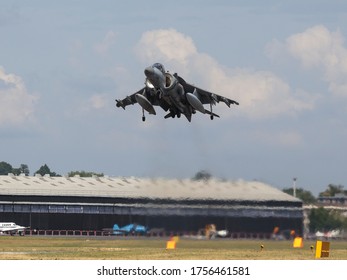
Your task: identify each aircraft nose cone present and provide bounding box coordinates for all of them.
[144,66,154,77]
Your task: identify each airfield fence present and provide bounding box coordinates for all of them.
[22,229,276,239]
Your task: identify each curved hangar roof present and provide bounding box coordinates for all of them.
[0,175,299,202]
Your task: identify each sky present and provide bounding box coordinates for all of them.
[1,0,347,195]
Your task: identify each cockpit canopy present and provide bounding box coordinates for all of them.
[152,63,165,74]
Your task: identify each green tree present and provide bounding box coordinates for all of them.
[309,207,343,232]
[319,184,345,197]
[192,170,212,181]
[20,164,30,175]
[34,164,60,177]
[0,161,13,175]
[68,170,104,177]
[12,164,30,176]
[282,187,316,204]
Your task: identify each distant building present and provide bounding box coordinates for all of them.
[318,194,347,206]
[0,175,303,235]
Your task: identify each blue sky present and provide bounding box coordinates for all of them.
[1,0,347,195]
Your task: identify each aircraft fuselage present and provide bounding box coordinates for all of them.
[144,65,166,89]
[0,222,26,236]
[144,65,186,114]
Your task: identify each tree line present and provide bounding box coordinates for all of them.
[1,163,346,200]
[0,161,60,177]
[0,161,103,178]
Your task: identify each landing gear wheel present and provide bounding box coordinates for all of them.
[210,115,214,120]
[141,109,146,122]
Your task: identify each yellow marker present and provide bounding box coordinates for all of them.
[315,240,330,258]
[166,240,176,250]
[293,237,303,248]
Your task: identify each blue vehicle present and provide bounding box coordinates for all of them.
[112,223,147,235]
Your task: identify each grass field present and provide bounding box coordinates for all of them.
[0,236,346,260]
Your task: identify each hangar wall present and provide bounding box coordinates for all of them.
[0,212,302,236]
[0,175,303,235]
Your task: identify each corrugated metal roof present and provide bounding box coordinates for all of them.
[0,174,299,202]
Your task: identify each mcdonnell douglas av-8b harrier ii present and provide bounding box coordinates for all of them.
[116,63,239,122]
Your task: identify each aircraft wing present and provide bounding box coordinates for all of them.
[115,87,145,109]
[116,87,170,111]
[177,75,239,107]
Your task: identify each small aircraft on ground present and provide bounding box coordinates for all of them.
[106,223,147,235]
[0,222,27,236]
[116,63,239,122]
[113,224,147,235]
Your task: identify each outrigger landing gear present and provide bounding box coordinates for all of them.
[141,108,146,122]
[206,103,220,120]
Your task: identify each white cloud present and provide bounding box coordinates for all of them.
[210,69,315,119]
[88,94,108,109]
[286,25,343,68]
[75,94,109,114]
[268,25,347,97]
[135,29,315,119]
[94,31,117,56]
[134,29,197,67]
[0,66,37,126]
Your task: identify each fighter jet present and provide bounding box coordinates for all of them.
[115,63,239,122]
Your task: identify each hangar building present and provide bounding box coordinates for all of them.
[0,174,303,235]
